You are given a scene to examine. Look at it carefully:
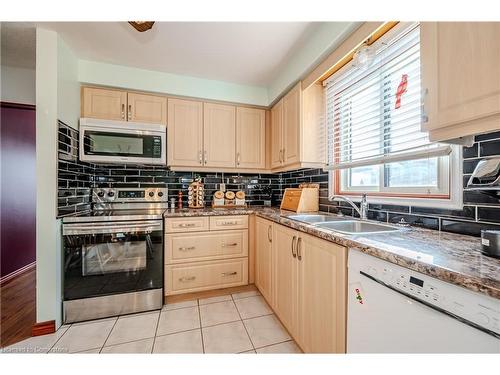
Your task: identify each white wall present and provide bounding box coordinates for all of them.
[35,28,79,327]
[57,37,79,129]
[36,27,61,326]
[78,59,269,106]
[0,65,36,105]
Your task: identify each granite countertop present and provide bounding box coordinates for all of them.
[164,206,500,299]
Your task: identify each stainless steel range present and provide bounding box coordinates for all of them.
[62,187,168,323]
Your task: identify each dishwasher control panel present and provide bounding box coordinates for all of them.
[358,252,500,335]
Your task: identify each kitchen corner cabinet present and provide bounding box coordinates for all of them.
[167,98,204,167]
[421,22,500,142]
[255,217,274,306]
[81,86,167,124]
[270,82,325,171]
[236,107,266,169]
[256,221,347,353]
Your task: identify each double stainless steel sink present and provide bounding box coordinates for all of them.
[287,213,400,235]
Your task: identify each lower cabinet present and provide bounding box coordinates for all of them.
[165,215,249,296]
[166,258,248,295]
[254,218,347,353]
[297,233,347,353]
[255,217,274,305]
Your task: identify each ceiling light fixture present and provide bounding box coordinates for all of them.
[128,21,155,32]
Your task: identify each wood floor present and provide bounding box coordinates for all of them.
[0,266,36,348]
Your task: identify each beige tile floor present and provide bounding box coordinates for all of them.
[2,290,302,354]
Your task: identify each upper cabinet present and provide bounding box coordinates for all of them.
[82,87,127,121]
[270,82,325,171]
[203,103,236,168]
[421,22,500,142]
[283,84,301,165]
[270,99,284,168]
[236,107,266,169]
[127,92,167,124]
[168,99,267,171]
[81,86,167,125]
[167,98,204,168]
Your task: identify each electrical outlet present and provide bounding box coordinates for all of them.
[219,183,226,192]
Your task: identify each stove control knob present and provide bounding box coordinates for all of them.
[158,191,164,197]
[107,191,115,197]
[97,191,105,198]
[149,191,155,197]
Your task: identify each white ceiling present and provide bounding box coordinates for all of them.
[40,22,336,87]
[1,22,36,69]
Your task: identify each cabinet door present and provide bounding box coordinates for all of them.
[273,223,298,335]
[283,83,301,165]
[421,22,500,141]
[236,107,266,169]
[203,103,236,168]
[255,218,273,306]
[167,99,203,167]
[297,233,347,353]
[82,87,127,121]
[127,92,167,124]
[270,99,283,168]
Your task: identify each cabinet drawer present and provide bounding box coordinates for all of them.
[209,215,248,230]
[165,230,248,264]
[165,258,248,295]
[165,217,209,233]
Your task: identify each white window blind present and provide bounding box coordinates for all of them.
[324,23,451,171]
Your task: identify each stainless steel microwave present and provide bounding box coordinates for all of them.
[79,118,166,165]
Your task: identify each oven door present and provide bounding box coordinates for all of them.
[63,220,163,301]
[79,121,166,165]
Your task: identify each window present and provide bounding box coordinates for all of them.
[325,23,455,199]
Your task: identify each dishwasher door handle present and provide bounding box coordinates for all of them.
[359,271,500,340]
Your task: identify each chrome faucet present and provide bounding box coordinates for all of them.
[328,194,368,220]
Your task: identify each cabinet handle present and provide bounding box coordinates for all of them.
[422,88,429,123]
[199,150,203,164]
[222,242,238,247]
[237,152,241,166]
[222,271,237,277]
[179,276,196,282]
[121,104,125,119]
[221,221,238,226]
[267,225,272,242]
[279,149,283,163]
[297,237,302,261]
[127,104,132,120]
[282,148,285,164]
[179,246,196,251]
[204,150,207,165]
[291,236,297,258]
[178,223,196,228]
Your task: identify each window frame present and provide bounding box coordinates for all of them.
[325,22,463,209]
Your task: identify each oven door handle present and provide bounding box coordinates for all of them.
[63,221,162,235]
[359,271,500,339]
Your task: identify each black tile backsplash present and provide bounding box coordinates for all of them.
[58,123,500,236]
[57,122,280,216]
[57,121,93,217]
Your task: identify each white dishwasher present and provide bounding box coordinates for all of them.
[347,249,500,353]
